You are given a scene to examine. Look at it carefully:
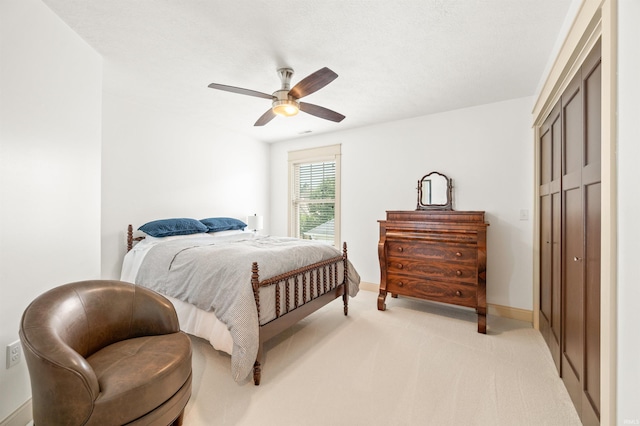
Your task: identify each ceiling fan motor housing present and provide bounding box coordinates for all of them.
[272,68,299,116]
[277,67,294,90]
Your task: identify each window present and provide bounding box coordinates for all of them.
[288,144,341,246]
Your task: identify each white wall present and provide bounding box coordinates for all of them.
[0,1,270,421]
[617,0,639,421]
[0,0,102,420]
[100,72,270,279]
[270,97,534,311]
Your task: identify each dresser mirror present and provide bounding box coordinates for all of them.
[416,171,453,210]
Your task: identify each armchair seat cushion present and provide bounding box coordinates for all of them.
[87,332,192,425]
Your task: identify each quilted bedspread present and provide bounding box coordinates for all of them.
[135,235,360,383]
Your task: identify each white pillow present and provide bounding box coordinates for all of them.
[207,229,248,238]
[141,233,215,244]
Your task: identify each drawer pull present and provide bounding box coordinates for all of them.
[396,263,403,269]
[455,252,462,257]
[456,270,462,276]
[397,281,404,287]
[455,290,462,297]
[397,247,404,252]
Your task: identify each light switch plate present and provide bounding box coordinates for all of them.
[519,209,529,221]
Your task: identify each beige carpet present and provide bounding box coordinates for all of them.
[184,290,581,426]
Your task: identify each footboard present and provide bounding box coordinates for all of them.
[250,242,349,384]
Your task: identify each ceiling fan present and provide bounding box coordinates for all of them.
[208,67,345,126]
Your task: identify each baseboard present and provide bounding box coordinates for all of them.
[0,399,32,426]
[359,282,533,323]
[488,303,533,323]
[359,281,379,293]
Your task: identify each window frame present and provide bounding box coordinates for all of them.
[288,144,341,247]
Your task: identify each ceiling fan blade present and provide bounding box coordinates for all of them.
[207,83,274,100]
[288,67,338,99]
[254,109,276,126]
[299,102,345,122]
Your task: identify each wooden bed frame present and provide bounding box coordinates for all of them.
[126,225,349,385]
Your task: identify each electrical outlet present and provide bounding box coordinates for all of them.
[6,340,21,369]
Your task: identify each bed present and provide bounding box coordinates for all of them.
[121,219,360,385]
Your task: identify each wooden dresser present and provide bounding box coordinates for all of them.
[377,210,489,333]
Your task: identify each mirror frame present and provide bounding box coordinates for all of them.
[416,171,453,210]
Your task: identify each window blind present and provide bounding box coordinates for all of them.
[293,161,336,243]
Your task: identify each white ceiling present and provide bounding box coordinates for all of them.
[42,0,574,143]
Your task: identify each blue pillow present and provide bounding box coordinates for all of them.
[138,218,208,238]
[200,217,247,233]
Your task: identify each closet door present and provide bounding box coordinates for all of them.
[581,41,601,426]
[561,41,601,426]
[539,102,562,373]
[561,71,584,413]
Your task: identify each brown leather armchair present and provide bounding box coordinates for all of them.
[19,280,192,425]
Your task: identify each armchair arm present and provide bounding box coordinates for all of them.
[20,326,100,424]
[130,285,181,337]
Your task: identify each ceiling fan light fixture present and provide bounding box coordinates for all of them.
[272,99,299,117]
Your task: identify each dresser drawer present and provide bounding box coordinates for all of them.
[386,240,477,264]
[386,257,477,284]
[386,275,476,308]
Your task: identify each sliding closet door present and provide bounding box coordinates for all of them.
[539,102,561,373]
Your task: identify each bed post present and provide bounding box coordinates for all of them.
[251,262,260,318]
[127,225,133,252]
[343,242,348,316]
[251,262,262,385]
